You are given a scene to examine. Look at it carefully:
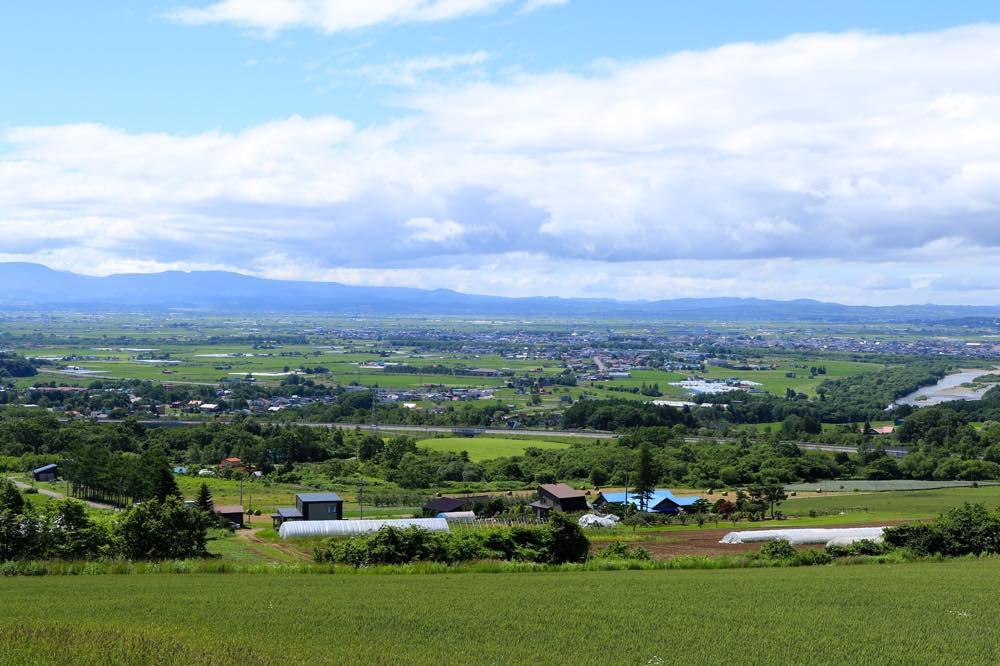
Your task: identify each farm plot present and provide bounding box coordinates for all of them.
[3,560,1000,664]
[416,436,571,461]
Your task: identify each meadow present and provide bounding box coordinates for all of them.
[416,435,571,461]
[2,559,1000,664]
[781,485,1000,521]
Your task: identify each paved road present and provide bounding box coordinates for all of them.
[105,420,909,455]
[129,419,617,439]
[6,477,118,510]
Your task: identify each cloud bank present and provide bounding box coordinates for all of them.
[4,24,1000,302]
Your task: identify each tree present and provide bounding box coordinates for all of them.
[634,442,656,512]
[0,478,25,514]
[195,482,214,513]
[546,512,590,564]
[761,484,788,520]
[153,467,181,501]
[115,497,209,560]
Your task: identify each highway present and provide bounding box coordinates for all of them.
[120,419,909,455]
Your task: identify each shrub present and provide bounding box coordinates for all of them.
[759,539,797,560]
[882,503,1000,557]
[825,539,891,558]
[593,541,652,561]
[315,515,591,567]
[114,497,210,561]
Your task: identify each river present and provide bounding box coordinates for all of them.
[895,368,998,407]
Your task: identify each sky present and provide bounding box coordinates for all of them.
[3,1,1000,305]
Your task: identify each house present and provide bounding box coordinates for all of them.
[530,483,589,518]
[271,492,343,527]
[219,457,244,471]
[861,425,896,435]
[32,463,57,483]
[421,495,490,517]
[593,489,701,514]
[214,505,245,528]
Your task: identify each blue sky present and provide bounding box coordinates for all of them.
[3,1,1000,304]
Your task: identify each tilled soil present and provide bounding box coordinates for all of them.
[605,521,910,559]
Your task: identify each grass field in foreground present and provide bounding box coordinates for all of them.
[416,436,570,461]
[3,559,1000,665]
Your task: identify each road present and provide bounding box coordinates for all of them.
[6,477,118,510]
[129,420,617,439]
[105,420,909,455]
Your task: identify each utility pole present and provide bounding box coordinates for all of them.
[358,482,365,520]
[623,470,630,520]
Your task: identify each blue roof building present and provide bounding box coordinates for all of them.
[593,489,701,513]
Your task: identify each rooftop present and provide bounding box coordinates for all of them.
[297,492,343,503]
[539,483,586,500]
[274,507,303,518]
[33,463,57,473]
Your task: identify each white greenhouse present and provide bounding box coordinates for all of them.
[279,518,450,539]
[719,527,886,546]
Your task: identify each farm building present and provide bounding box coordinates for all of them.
[592,489,701,514]
[271,492,343,527]
[421,495,490,516]
[530,483,589,518]
[32,464,57,482]
[219,457,244,471]
[214,505,245,528]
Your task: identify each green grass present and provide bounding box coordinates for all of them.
[783,485,1000,521]
[3,559,1000,664]
[416,436,571,461]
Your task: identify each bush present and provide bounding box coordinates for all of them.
[593,541,652,561]
[759,539,797,560]
[315,515,591,567]
[114,497,210,561]
[826,539,891,558]
[882,503,1000,556]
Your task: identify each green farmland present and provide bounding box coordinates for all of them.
[416,436,571,461]
[3,560,1000,665]
[783,485,1000,521]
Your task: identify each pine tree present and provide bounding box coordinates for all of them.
[634,441,656,512]
[153,467,181,502]
[195,482,214,513]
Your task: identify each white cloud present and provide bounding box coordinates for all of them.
[404,217,466,243]
[167,0,513,34]
[6,24,1000,302]
[360,51,491,86]
[518,0,568,14]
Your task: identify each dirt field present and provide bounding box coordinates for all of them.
[616,521,907,559]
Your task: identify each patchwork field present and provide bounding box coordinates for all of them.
[3,560,1000,664]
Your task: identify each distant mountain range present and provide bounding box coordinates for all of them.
[2,262,1000,322]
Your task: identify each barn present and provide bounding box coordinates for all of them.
[530,483,589,518]
[214,505,245,528]
[32,464,57,483]
[272,492,343,527]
